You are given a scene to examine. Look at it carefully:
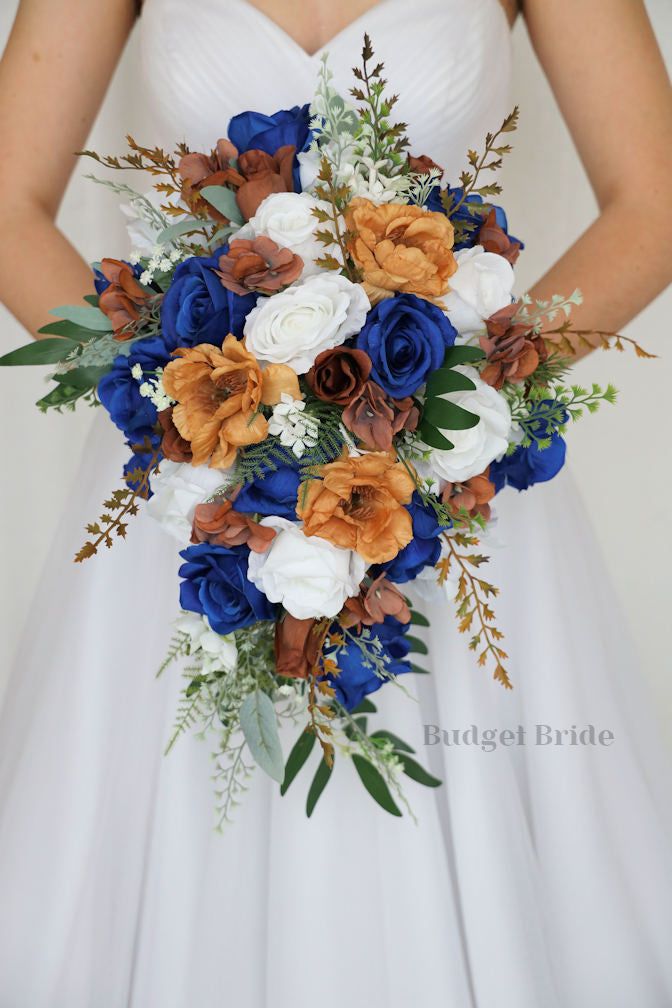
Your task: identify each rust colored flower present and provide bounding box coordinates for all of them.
[478,209,521,265]
[296,451,415,564]
[191,499,276,553]
[441,468,496,521]
[178,139,245,222]
[158,407,192,463]
[407,153,444,178]
[274,614,329,679]
[162,335,297,469]
[342,573,411,628]
[235,146,295,220]
[342,381,420,452]
[215,237,303,296]
[98,258,153,340]
[344,197,457,304]
[306,346,372,406]
[479,302,547,390]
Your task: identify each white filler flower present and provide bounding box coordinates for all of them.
[146,461,228,542]
[174,611,238,675]
[243,273,370,374]
[441,245,515,336]
[268,394,320,459]
[418,366,512,484]
[247,517,367,620]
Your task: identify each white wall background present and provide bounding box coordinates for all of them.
[0,2,670,735]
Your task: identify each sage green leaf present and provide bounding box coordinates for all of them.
[306,756,333,817]
[200,185,244,225]
[422,397,480,432]
[49,305,111,332]
[370,729,415,754]
[441,345,485,367]
[0,338,79,367]
[280,729,316,796]
[397,753,442,788]
[239,689,285,783]
[53,365,108,390]
[425,368,477,397]
[409,610,430,628]
[418,421,455,451]
[406,634,428,655]
[352,756,402,816]
[156,218,207,245]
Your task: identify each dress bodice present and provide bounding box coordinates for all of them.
[138,0,511,181]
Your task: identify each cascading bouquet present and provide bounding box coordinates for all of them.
[0,37,652,824]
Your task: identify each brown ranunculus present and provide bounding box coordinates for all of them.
[345,198,457,304]
[342,381,420,452]
[306,347,372,406]
[441,468,496,521]
[342,574,411,629]
[97,258,153,339]
[296,451,415,564]
[191,500,276,553]
[215,237,303,296]
[274,614,329,679]
[158,407,192,463]
[480,302,547,390]
[478,209,521,265]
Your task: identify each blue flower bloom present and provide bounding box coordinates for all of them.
[425,185,522,252]
[234,464,301,520]
[355,293,457,399]
[160,248,257,349]
[380,493,448,583]
[490,400,568,492]
[97,336,171,447]
[179,543,278,636]
[324,616,412,711]
[227,105,312,191]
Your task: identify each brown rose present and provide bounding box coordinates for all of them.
[478,209,521,265]
[306,347,372,406]
[342,574,411,628]
[191,500,276,553]
[178,140,245,222]
[441,468,496,521]
[235,146,295,220]
[274,614,329,679]
[344,198,457,304]
[215,237,303,295]
[98,258,153,340]
[158,407,192,463]
[480,302,547,390]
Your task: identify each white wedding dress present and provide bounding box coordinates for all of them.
[1,0,671,1005]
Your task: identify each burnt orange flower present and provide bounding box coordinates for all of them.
[162,335,298,469]
[235,146,295,220]
[178,140,245,222]
[215,237,303,295]
[158,407,193,463]
[441,468,496,521]
[344,198,457,304]
[480,302,547,390]
[275,614,329,679]
[296,451,415,564]
[341,574,411,628]
[98,259,153,340]
[478,209,521,265]
[191,500,276,553]
[407,153,444,176]
[342,381,420,452]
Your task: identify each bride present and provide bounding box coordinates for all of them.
[0,0,671,1005]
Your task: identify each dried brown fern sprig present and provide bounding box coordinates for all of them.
[312,157,361,282]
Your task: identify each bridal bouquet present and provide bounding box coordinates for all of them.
[1,38,651,823]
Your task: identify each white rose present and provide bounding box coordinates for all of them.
[247,517,367,620]
[241,191,339,278]
[419,366,512,483]
[243,273,370,374]
[146,461,228,542]
[174,612,238,673]
[441,246,514,336]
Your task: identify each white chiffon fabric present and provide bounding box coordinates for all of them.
[1,1,671,1005]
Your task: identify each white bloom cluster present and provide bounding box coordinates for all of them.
[267,394,319,459]
[131,364,174,412]
[136,245,183,287]
[340,156,412,203]
[174,611,238,675]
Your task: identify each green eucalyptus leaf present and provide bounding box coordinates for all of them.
[200,185,244,225]
[156,218,207,245]
[406,634,429,656]
[418,421,455,451]
[422,397,480,432]
[49,305,111,332]
[352,756,402,816]
[37,320,100,341]
[280,729,316,796]
[239,689,284,783]
[425,368,477,397]
[409,610,430,628]
[410,663,430,675]
[53,365,108,390]
[83,294,100,308]
[0,338,79,367]
[441,345,485,367]
[397,753,442,788]
[369,729,415,754]
[351,699,377,715]
[306,756,333,817]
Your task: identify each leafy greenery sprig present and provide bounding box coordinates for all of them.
[350,33,410,170]
[441,106,519,222]
[506,382,618,449]
[311,156,361,280]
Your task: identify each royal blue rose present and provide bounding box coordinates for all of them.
[355,293,457,399]
[323,616,412,711]
[380,493,448,583]
[160,248,257,349]
[179,543,277,636]
[97,336,171,447]
[490,400,568,492]
[234,464,301,520]
[425,186,521,252]
[227,105,312,191]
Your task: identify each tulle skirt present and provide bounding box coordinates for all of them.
[1,412,671,1008]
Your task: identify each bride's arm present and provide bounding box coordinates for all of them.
[0,0,137,338]
[521,0,672,354]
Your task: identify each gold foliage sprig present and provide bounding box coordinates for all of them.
[542,321,657,360]
[312,157,362,282]
[307,659,338,768]
[442,106,519,226]
[438,531,511,689]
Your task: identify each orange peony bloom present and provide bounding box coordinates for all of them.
[344,198,457,304]
[162,335,299,469]
[296,451,415,564]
